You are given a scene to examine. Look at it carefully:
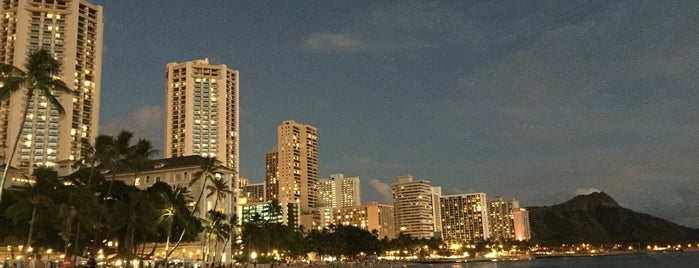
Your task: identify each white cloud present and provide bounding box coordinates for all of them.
[369,178,392,204]
[100,105,165,156]
[301,33,371,54]
[301,32,431,54]
[575,188,601,196]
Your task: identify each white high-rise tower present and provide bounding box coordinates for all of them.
[0,0,103,172]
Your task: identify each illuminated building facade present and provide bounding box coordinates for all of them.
[164,58,239,173]
[512,208,531,241]
[318,173,361,208]
[335,201,396,239]
[110,155,237,219]
[440,192,490,243]
[391,175,438,239]
[487,197,519,241]
[240,200,299,228]
[242,181,266,203]
[265,120,318,228]
[0,0,103,172]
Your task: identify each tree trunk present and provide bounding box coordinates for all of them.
[26,205,37,249]
[0,90,33,203]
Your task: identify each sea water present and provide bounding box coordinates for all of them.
[406,251,699,268]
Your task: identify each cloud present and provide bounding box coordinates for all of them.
[576,188,601,196]
[369,179,392,204]
[301,33,371,54]
[301,32,431,54]
[100,105,165,156]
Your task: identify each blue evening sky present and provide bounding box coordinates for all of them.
[92,1,699,227]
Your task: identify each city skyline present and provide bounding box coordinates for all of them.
[92,1,699,228]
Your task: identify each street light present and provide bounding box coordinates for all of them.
[250,251,257,265]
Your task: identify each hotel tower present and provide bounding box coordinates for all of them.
[391,175,440,239]
[0,0,103,171]
[266,120,318,228]
[164,58,239,171]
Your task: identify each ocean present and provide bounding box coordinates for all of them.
[405,251,699,268]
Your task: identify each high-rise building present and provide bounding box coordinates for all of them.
[165,58,239,170]
[265,146,278,201]
[431,186,443,236]
[335,202,396,239]
[391,175,438,239]
[265,120,318,228]
[240,201,299,228]
[487,197,519,241]
[512,208,531,241]
[0,0,103,172]
[242,181,266,203]
[440,193,490,244]
[318,173,361,208]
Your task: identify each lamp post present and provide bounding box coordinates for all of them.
[250,251,257,267]
[46,249,53,267]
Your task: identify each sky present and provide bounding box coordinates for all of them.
[92,1,699,227]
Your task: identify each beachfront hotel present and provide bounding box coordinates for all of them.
[265,120,319,228]
[164,58,240,172]
[440,192,490,244]
[391,175,440,239]
[0,0,103,174]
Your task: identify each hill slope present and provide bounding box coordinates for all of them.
[527,192,699,244]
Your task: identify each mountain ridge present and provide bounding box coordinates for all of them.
[526,191,699,245]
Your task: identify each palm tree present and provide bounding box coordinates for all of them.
[202,210,228,263]
[127,138,158,185]
[0,49,73,203]
[157,185,189,263]
[4,178,55,250]
[206,176,232,212]
[95,130,134,196]
[190,157,218,214]
[72,138,98,185]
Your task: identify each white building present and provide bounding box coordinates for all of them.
[391,175,438,239]
[0,0,103,172]
[265,120,318,228]
[164,58,240,172]
[318,173,361,208]
[487,197,519,241]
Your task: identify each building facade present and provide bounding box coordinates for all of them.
[242,181,266,204]
[440,193,490,244]
[487,197,519,241]
[265,120,318,228]
[391,175,437,239]
[111,155,238,218]
[164,58,239,173]
[318,173,361,208]
[335,201,396,239]
[512,208,531,241]
[240,201,299,228]
[0,0,103,171]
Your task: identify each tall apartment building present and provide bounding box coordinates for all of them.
[242,181,266,203]
[265,146,278,201]
[318,173,361,208]
[0,0,103,172]
[164,58,239,172]
[512,208,531,241]
[335,202,396,239]
[265,120,318,228]
[391,175,438,239]
[440,193,490,244]
[431,186,443,236]
[487,197,519,241]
